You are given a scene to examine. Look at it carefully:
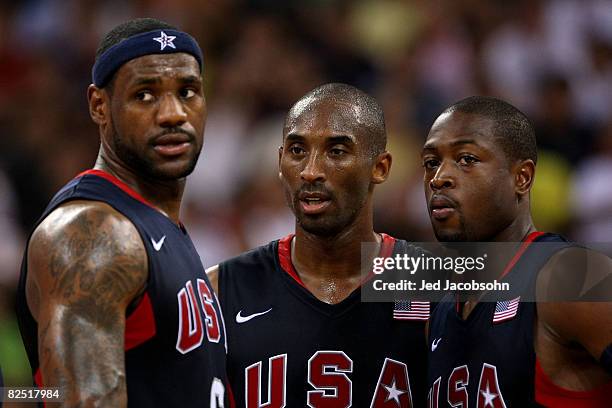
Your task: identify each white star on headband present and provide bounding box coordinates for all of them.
[153,31,176,50]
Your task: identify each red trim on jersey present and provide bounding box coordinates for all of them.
[125,292,156,350]
[227,380,236,408]
[34,368,42,387]
[277,234,305,287]
[378,233,396,258]
[454,231,544,313]
[361,233,396,283]
[277,233,397,288]
[34,369,47,408]
[77,169,157,210]
[536,359,612,407]
[498,231,545,280]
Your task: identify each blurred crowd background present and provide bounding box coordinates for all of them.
[0,0,611,389]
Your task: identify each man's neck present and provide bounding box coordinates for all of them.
[290,222,381,304]
[292,221,380,280]
[491,211,537,243]
[94,156,185,224]
[459,211,537,318]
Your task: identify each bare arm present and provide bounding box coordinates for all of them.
[27,201,147,407]
[537,248,612,358]
[205,264,220,295]
[536,247,612,387]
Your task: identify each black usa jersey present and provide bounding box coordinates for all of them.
[16,169,229,407]
[219,234,429,407]
[426,232,611,407]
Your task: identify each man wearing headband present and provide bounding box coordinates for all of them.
[16,18,228,407]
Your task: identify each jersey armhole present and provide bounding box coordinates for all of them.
[535,358,612,405]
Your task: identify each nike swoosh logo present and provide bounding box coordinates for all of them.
[151,235,166,251]
[235,308,273,324]
[431,338,442,352]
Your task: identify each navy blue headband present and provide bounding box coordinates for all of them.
[92,29,203,87]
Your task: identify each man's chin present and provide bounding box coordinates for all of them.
[297,217,344,238]
[434,229,468,244]
[149,160,198,181]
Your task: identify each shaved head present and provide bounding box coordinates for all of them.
[284,83,386,157]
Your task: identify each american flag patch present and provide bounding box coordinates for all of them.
[492,296,520,323]
[393,301,430,321]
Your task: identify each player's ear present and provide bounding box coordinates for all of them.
[372,151,392,184]
[514,159,535,196]
[88,84,109,127]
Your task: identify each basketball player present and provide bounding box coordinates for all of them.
[16,18,228,407]
[422,96,612,407]
[207,83,429,407]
